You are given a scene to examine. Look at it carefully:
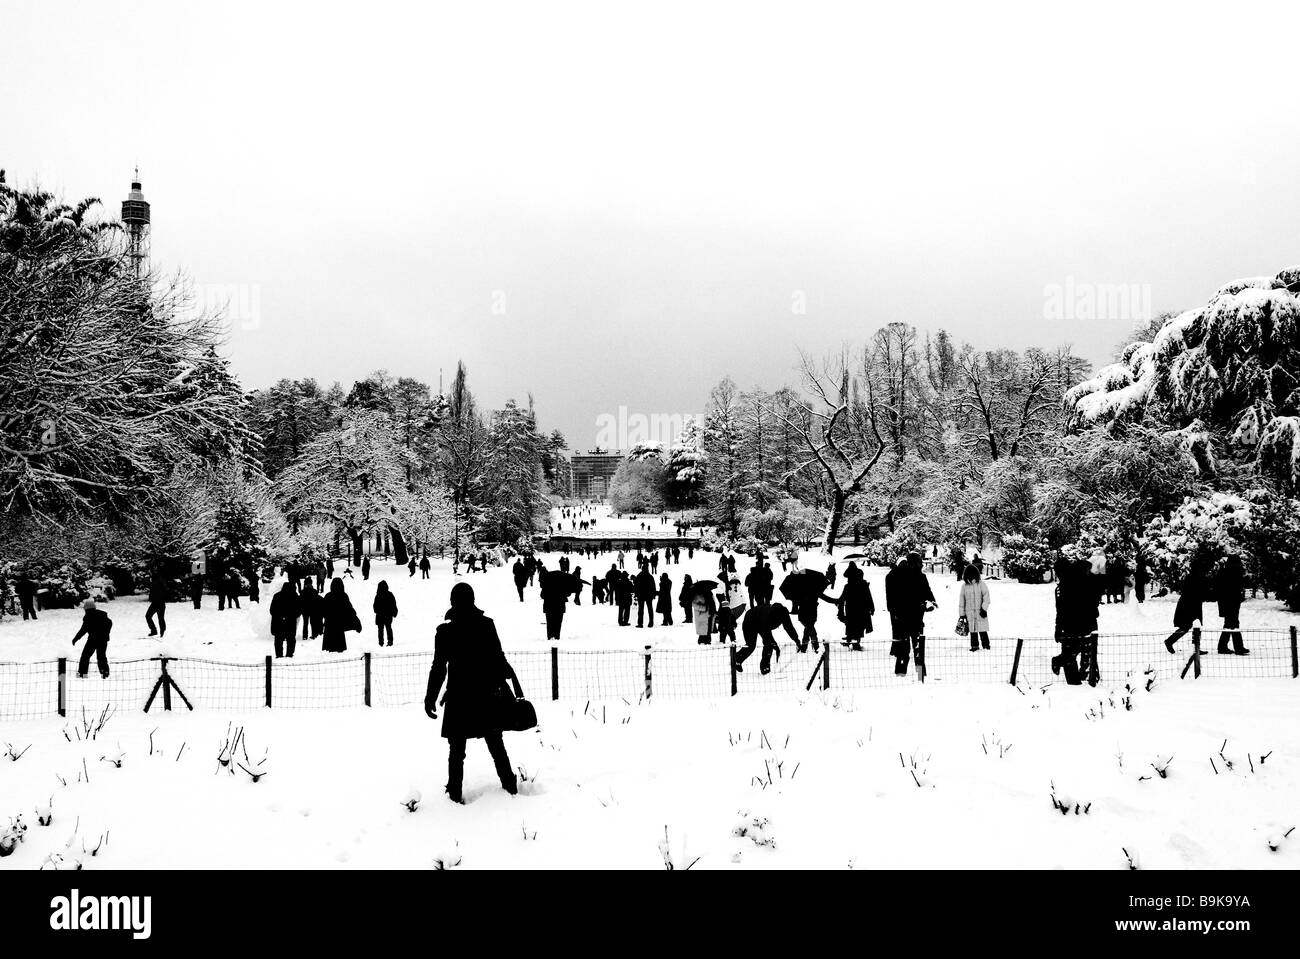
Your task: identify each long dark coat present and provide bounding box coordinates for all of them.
[837,573,875,639]
[269,586,299,639]
[1173,585,1204,630]
[373,588,398,625]
[321,585,360,652]
[425,609,521,740]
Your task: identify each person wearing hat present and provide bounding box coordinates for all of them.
[424,583,523,804]
[71,598,113,679]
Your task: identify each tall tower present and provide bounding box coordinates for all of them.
[121,168,151,278]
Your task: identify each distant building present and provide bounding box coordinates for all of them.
[570,448,623,500]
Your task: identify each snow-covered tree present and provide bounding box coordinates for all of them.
[665,416,706,507]
[703,377,744,533]
[1067,265,1300,489]
[608,459,667,513]
[480,398,547,543]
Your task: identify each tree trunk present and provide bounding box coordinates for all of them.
[388,525,410,566]
[349,529,364,566]
[823,489,846,554]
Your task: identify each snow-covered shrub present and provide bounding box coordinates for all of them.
[1,560,94,608]
[862,530,923,568]
[1237,489,1300,608]
[1000,534,1055,583]
[1143,493,1255,589]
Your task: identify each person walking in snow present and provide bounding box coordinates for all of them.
[424,582,524,804]
[408,557,417,577]
[1164,559,1209,655]
[679,574,695,624]
[886,553,935,677]
[836,562,875,651]
[614,569,634,626]
[513,559,528,602]
[71,598,113,679]
[1215,554,1249,655]
[269,581,300,658]
[321,578,362,653]
[145,572,168,638]
[188,572,204,609]
[958,565,991,651]
[419,554,431,579]
[361,556,372,581]
[15,574,38,620]
[374,580,398,647]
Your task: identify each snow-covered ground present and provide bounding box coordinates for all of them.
[2,505,1297,869]
[1,682,1297,869]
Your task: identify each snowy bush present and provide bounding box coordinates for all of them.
[1000,534,1055,583]
[861,529,923,568]
[1143,493,1255,589]
[1,560,94,608]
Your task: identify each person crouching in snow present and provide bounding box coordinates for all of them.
[424,582,524,804]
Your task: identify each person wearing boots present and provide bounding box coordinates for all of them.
[1215,554,1249,655]
[71,598,113,678]
[145,573,168,638]
[735,602,798,674]
[424,583,523,804]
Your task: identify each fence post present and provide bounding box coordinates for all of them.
[363,652,372,707]
[1191,627,1202,679]
[57,658,66,717]
[551,645,560,701]
[1291,626,1298,679]
[265,655,273,708]
[822,638,831,690]
[644,644,652,701]
[161,658,172,711]
[729,643,738,696]
[1009,638,1024,685]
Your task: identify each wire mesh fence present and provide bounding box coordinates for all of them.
[1,627,1296,721]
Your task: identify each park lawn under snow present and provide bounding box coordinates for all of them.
[1,681,1298,869]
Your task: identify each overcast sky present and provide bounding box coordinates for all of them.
[4,0,1298,449]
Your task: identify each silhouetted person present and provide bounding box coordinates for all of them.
[1215,554,1249,655]
[424,582,523,803]
[420,555,431,579]
[16,574,38,621]
[735,602,798,674]
[657,573,674,625]
[541,569,576,640]
[188,572,204,609]
[513,559,528,601]
[361,556,371,581]
[408,557,417,577]
[836,562,875,651]
[321,577,361,653]
[299,580,322,639]
[145,573,168,637]
[270,581,300,658]
[634,567,657,627]
[374,580,398,646]
[1165,561,1208,654]
[71,599,112,678]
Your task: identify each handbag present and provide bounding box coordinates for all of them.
[955,614,970,636]
[497,688,538,732]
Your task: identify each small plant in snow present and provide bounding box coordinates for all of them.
[1122,847,1140,870]
[1049,782,1091,815]
[432,842,462,870]
[400,789,422,813]
[4,743,31,762]
[36,798,53,827]
[659,826,700,870]
[101,747,125,768]
[1150,755,1174,779]
[731,812,776,849]
[1266,827,1294,852]
[900,750,932,788]
[981,732,1012,759]
[41,851,82,871]
[521,821,537,842]
[0,816,28,857]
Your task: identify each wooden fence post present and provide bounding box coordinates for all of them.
[551,645,560,701]
[363,652,372,707]
[161,658,172,711]
[57,658,66,717]
[1291,626,1298,679]
[1009,638,1024,686]
[265,655,273,708]
[644,645,652,701]
[822,638,831,690]
[729,643,738,696]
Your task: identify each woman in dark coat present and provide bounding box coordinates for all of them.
[678,574,694,624]
[298,580,322,639]
[1215,554,1249,655]
[269,581,300,658]
[836,562,875,651]
[656,573,674,625]
[373,580,398,647]
[321,577,361,653]
[1164,561,1207,654]
[424,583,523,803]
